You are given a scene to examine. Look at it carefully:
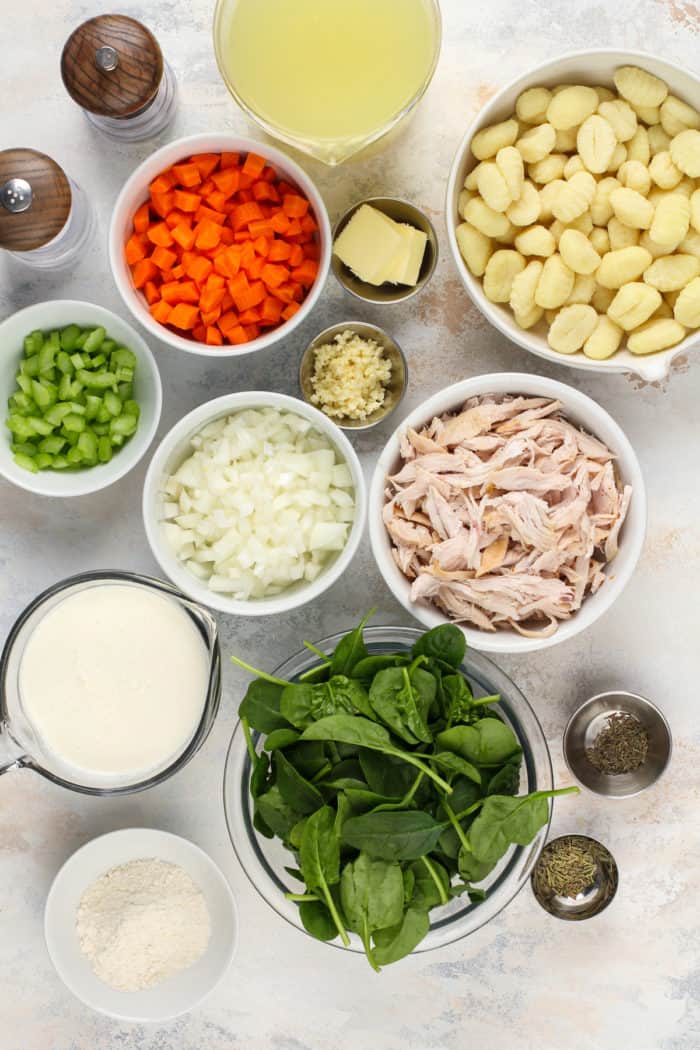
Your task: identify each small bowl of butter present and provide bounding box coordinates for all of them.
[331,197,438,304]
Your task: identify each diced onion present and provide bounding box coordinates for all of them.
[159,408,355,600]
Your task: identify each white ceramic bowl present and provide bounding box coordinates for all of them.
[446,48,700,382]
[369,373,646,654]
[109,132,331,358]
[143,391,367,616]
[44,828,238,1022]
[0,300,162,497]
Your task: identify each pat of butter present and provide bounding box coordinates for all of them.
[381,224,428,286]
[333,204,405,286]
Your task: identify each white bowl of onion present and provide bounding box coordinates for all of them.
[446,48,700,381]
[142,392,366,615]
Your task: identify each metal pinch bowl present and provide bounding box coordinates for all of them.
[531,834,619,921]
[331,196,438,304]
[563,690,672,798]
[299,321,408,432]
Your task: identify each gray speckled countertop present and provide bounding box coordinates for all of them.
[1,1,699,1048]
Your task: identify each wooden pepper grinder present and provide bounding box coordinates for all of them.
[0,149,94,269]
[61,14,177,141]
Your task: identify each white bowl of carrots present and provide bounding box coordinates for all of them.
[108,133,332,357]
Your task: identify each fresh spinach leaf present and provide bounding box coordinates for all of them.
[411,624,466,668]
[484,757,521,796]
[457,845,495,883]
[359,751,417,798]
[341,811,445,861]
[468,788,577,865]
[299,805,349,946]
[369,666,432,745]
[299,899,337,941]
[255,784,303,841]
[250,751,270,798]
[274,751,324,814]
[372,907,430,967]
[428,751,482,785]
[239,679,290,734]
[280,681,355,728]
[340,852,404,969]
[330,609,375,677]
[264,728,301,751]
[351,654,409,679]
[437,718,521,767]
[409,856,451,909]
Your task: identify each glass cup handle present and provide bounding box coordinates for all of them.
[0,723,28,775]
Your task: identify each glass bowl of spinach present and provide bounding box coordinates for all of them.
[224,620,574,969]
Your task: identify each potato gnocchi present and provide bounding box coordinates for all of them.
[455,64,700,359]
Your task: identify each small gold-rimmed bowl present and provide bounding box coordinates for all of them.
[531,834,619,921]
[331,197,438,304]
[299,321,408,432]
[563,690,672,799]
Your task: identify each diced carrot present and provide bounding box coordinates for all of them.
[207,190,228,212]
[238,308,261,325]
[147,221,174,248]
[220,151,240,169]
[232,279,266,312]
[218,310,239,336]
[253,235,270,257]
[237,187,254,204]
[150,300,172,323]
[232,201,263,229]
[150,191,175,218]
[143,280,160,305]
[192,323,207,343]
[173,189,202,213]
[242,152,266,179]
[248,220,275,239]
[227,271,249,298]
[132,258,158,288]
[240,241,256,270]
[211,168,241,197]
[220,227,235,245]
[239,173,254,191]
[165,209,188,229]
[282,194,310,219]
[201,306,222,326]
[273,282,296,304]
[291,260,319,286]
[252,180,280,203]
[268,240,292,263]
[171,264,185,279]
[190,153,220,179]
[169,303,200,330]
[288,243,304,268]
[261,263,289,289]
[185,255,213,283]
[200,286,226,313]
[260,297,283,324]
[160,280,183,304]
[206,325,223,346]
[150,171,176,195]
[282,302,301,321]
[133,202,151,233]
[303,242,320,260]
[269,211,291,235]
[171,222,196,251]
[173,163,202,188]
[151,245,178,271]
[246,256,265,280]
[228,325,249,345]
[286,218,302,237]
[205,273,226,290]
[194,220,222,251]
[243,323,260,341]
[221,292,234,311]
[301,214,318,235]
[262,165,277,183]
[199,179,216,197]
[196,204,227,226]
[125,234,148,265]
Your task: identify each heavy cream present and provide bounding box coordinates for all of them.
[19,584,209,781]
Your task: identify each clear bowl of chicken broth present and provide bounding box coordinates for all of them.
[224,625,552,954]
[369,373,647,655]
[0,571,221,795]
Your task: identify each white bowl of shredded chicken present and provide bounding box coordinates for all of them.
[369,373,646,653]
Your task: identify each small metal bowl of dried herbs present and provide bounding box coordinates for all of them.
[531,834,618,921]
[563,690,672,798]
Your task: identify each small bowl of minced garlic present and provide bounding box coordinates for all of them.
[299,322,408,431]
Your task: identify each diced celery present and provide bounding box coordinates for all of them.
[70,352,85,370]
[97,436,113,462]
[93,423,109,436]
[110,414,137,437]
[22,355,39,378]
[111,347,137,369]
[58,374,72,401]
[39,435,65,454]
[14,452,38,473]
[7,415,36,439]
[11,441,38,456]
[55,350,73,375]
[66,446,83,465]
[16,374,32,395]
[23,330,43,356]
[77,430,98,463]
[52,455,69,469]
[74,331,88,348]
[32,380,57,409]
[117,382,133,400]
[89,353,106,369]
[96,403,111,424]
[34,452,53,469]
[111,433,125,447]
[115,366,134,383]
[68,401,86,416]
[124,399,140,420]
[44,403,73,426]
[83,327,106,353]
[78,369,117,389]
[10,391,32,411]
[100,339,116,355]
[104,390,122,417]
[27,416,53,436]
[85,395,101,420]
[37,343,55,376]
[62,413,86,433]
[60,324,82,351]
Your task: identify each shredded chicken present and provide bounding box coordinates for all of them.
[384,395,632,637]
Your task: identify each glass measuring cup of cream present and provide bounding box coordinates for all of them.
[213,0,442,165]
[0,571,221,795]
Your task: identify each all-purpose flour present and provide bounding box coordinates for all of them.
[76,858,211,991]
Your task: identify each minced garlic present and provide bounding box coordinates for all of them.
[310,330,392,421]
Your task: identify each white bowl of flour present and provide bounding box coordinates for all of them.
[44,828,237,1021]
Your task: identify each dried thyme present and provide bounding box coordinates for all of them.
[533,837,598,899]
[586,712,649,775]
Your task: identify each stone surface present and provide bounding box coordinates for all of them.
[1,1,699,1047]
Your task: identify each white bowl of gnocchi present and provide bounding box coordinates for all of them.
[446,49,700,381]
